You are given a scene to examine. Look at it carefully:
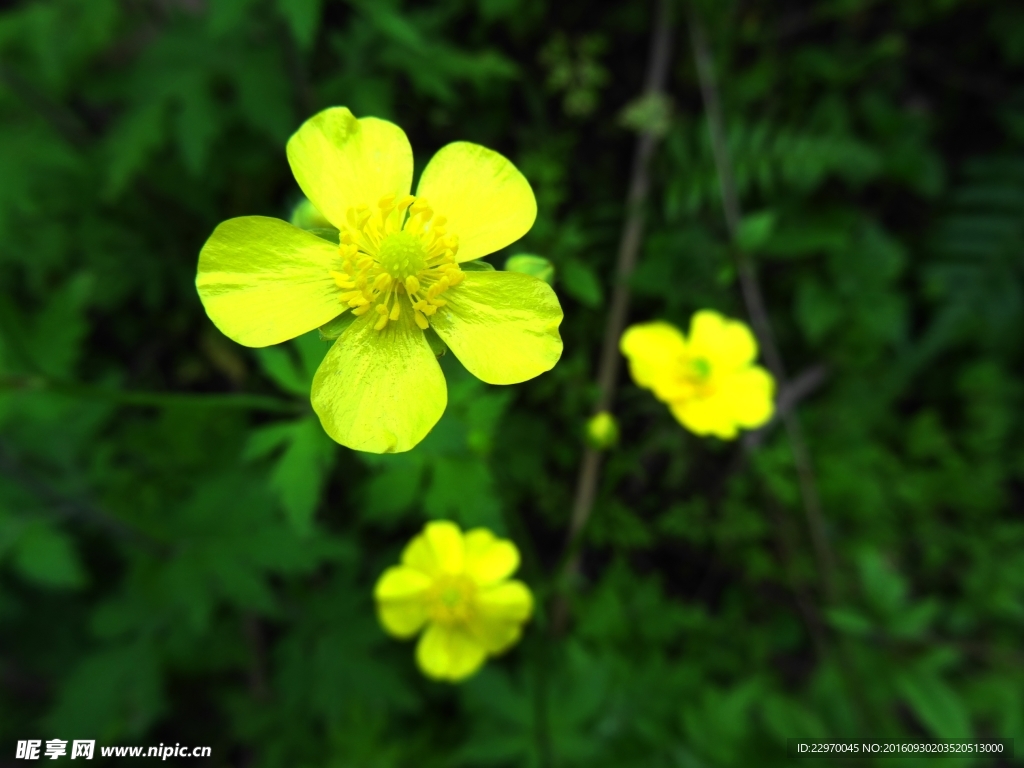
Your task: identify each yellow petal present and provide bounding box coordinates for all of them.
[196,216,343,347]
[415,622,487,681]
[470,580,533,651]
[466,617,523,654]
[401,520,465,576]
[464,528,520,586]
[687,310,758,371]
[429,271,563,385]
[718,365,775,428]
[374,566,431,638]
[286,107,413,230]
[374,565,432,600]
[668,397,740,440]
[310,304,446,453]
[620,321,687,390]
[475,580,533,624]
[415,142,536,263]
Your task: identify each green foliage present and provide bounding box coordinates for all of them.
[1,0,1023,765]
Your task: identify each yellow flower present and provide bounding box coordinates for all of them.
[374,520,533,682]
[620,310,775,439]
[196,107,563,453]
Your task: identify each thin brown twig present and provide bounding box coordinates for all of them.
[552,0,674,633]
[688,13,838,603]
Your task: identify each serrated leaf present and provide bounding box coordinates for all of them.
[268,416,335,536]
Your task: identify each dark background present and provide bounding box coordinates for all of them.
[1,0,1023,765]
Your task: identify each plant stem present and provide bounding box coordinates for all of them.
[553,0,674,632]
[688,11,838,603]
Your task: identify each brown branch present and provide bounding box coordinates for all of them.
[743,364,829,450]
[552,0,674,633]
[688,12,838,603]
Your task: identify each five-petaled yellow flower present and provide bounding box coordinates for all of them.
[196,107,563,453]
[621,310,775,439]
[374,520,533,682]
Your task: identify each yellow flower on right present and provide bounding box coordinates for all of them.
[620,310,775,439]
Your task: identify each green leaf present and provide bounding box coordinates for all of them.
[424,327,448,357]
[424,457,502,531]
[291,330,331,382]
[504,253,555,285]
[736,210,776,252]
[175,80,217,174]
[268,416,335,536]
[362,455,426,526]
[824,606,874,636]
[45,642,163,740]
[562,257,602,307]
[897,668,972,739]
[255,345,309,397]
[319,312,356,340]
[207,0,259,36]
[461,259,496,272]
[276,0,323,49]
[12,522,87,589]
[245,418,335,536]
[858,549,907,618]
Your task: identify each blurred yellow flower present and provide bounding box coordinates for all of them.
[620,310,775,439]
[374,520,533,682]
[196,107,563,454]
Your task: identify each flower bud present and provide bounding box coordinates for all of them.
[584,411,619,450]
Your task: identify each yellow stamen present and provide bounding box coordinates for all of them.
[329,194,464,332]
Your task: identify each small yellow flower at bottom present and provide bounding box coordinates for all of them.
[620,309,775,439]
[374,520,533,682]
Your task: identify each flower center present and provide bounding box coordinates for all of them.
[426,574,477,626]
[674,355,716,398]
[329,194,465,332]
[378,231,427,281]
